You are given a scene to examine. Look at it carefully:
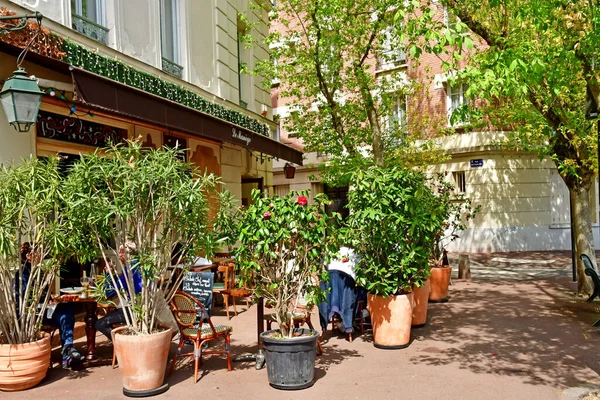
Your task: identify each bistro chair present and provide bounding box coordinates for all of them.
[213,262,249,319]
[168,291,233,383]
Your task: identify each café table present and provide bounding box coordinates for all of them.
[56,294,113,367]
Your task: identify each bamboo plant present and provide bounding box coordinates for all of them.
[64,141,230,335]
[0,158,67,345]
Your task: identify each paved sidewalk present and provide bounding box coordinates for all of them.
[5,251,600,400]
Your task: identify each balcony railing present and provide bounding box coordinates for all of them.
[376,49,407,71]
[161,57,184,79]
[71,13,109,45]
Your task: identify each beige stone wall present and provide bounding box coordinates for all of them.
[2,0,273,128]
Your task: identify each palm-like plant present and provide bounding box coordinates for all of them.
[0,158,68,344]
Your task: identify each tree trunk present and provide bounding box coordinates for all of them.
[569,175,595,295]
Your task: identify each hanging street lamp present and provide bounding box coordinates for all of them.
[283,162,296,179]
[0,68,43,132]
[0,12,44,132]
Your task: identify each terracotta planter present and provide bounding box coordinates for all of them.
[367,292,413,349]
[411,278,430,327]
[113,326,172,397]
[0,332,51,392]
[429,266,452,303]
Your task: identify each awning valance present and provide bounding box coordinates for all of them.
[70,68,303,164]
[0,40,302,164]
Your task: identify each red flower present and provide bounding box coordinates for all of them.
[263,211,272,220]
[341,257,349,263]
[297,195,308,206]
[317,214,322,219]
[238,205,243,211]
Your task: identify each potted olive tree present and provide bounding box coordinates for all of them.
[234,189,337,390]
[0,158,68,391]
[64,141,228,397]
[428,173,479,303]
[346,165,444,349]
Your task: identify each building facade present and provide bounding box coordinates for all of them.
[270,2,600,253]
[0,0,302,206]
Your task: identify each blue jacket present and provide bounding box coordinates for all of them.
[105,263,143,298]
[318,270,358,333]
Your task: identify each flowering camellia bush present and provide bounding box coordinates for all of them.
[234,189,339,338]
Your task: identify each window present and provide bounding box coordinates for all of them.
[383,95,408,144]
[446,82,468,127]
[71,0,108,44]
[273,184,290,198]
[452,171,466,193]
[444,6,460,31]
[377,26,406,71]
[390,95,408,129]
[160,0,183,78]
[237,18,251,108]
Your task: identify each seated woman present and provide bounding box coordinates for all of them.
[95,244,142,341]
[18,243,84,369]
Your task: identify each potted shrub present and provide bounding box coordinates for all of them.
[0,158,68,391]
[64,141,229,397]
[346,165,444,349]
[234,189,337,390]
[428,173,479,303]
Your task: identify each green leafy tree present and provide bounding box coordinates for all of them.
[0,158,68,344]
[64,142,231,335]
[442,0,600,294]
[249,0,465,183]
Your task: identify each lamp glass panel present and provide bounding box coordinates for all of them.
[13,92,42,124]
[0,92,16,124]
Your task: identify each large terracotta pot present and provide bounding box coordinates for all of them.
[412,278,430,327]
[113,326,172,397]
[367,292,413,349]
[429,266,452,303]
[0,332,51,392]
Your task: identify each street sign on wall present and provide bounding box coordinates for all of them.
[470,159,484,168]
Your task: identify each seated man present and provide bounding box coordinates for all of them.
[18,243,84,369]
[95,244,142,341]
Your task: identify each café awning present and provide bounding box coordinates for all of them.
[70,67,303,165]
[0,40,303,164]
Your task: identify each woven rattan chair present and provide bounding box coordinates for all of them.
[168,291,233,383]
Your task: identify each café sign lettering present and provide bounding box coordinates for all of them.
[232,127,252,146]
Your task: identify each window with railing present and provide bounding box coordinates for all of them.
[160,0,183,78]
[71,0,109,45]
[376,26,407,71]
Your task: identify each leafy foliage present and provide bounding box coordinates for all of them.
[249,0,463,178]
[0,158,68,344]
[234,189,338,338]
[443,0,600,293]
[345,165,446,296]
[428,173,479,267]
[63,141,230,335]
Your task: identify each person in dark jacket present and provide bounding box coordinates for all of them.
[95,244,143,341]
[18,242,84,369]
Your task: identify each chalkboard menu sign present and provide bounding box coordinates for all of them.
[182,272,214,314]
